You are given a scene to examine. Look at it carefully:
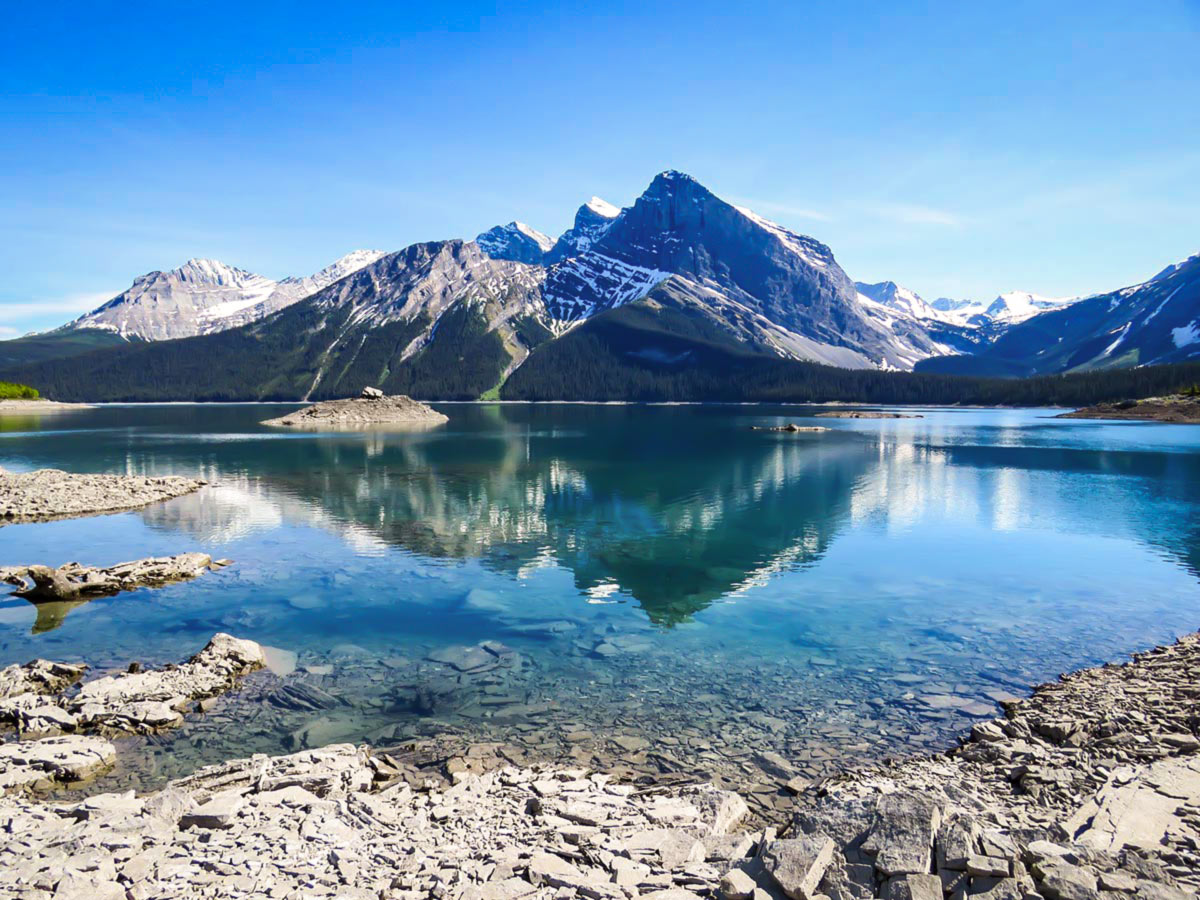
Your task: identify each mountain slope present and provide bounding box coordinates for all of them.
[918,253,1200,376]
[544,197,621,263]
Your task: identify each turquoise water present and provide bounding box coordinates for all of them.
[2,403,1198,789]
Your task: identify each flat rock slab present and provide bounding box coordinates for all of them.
[1066,755,1200,853]
[0,735,117,792]
[762,835,837,900]
[261,394,448,429]
[0,468,204,524]
[861,791,943,876]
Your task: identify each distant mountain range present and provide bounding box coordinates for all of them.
[1,170,1197,399]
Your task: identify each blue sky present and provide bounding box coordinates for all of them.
[1,0,1197,336]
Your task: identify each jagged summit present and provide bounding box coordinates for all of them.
[475,222,554,265]
[584,196,620,218]
[64,250,387,341]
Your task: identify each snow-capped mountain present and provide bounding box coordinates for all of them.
[854,281,968,325]
[62,251,386,341]
[537,171,957,369]
[544,197,621,263]
[474,222,553,265]
[10,170,1195,401]
[918,253,1200,375]
[983,290,1077,324]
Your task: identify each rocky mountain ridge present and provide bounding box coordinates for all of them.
[4,170,1198,397]
[62,250,387,341]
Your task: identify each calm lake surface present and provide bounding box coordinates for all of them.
[2,403,1199,796]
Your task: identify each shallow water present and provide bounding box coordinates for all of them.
[2,403,1198,797]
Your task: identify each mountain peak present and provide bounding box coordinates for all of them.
[475,221,553,264]
[585,196,620,218]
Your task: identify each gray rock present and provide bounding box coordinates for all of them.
[1037,863,1099,900]
[180,789,245,829]
[722,867,758,900]
[761,836,837,900]
[861,792,942,876]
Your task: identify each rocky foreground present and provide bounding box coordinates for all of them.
[0,632,1197,899]
[262,389,450,429]
[0,468,206,524]
[1058,395,1200,425]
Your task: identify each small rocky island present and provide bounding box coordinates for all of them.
[752,424,829,433]
[0,468,206,524]
[815,410,922,419]
[1058,394,1200,424]
[261,388,450,429]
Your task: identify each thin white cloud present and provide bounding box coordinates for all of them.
[0,326,18,338]
[0,291,118,321]
[874,204,964,227]
[731,197,830,222]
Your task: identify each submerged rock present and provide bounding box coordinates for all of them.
[261,393,449,429]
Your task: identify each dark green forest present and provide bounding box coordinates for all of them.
[501,304,1200,406]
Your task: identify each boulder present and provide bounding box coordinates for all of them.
[761,835,837,900]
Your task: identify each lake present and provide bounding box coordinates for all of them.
[2,403,1198,804]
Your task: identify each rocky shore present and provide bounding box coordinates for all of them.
[262,388,450,429]
[0,630,1196,899]
[0,468,206,524]
[1058,395,1200,425]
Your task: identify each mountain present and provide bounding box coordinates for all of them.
[6,241,549,401]
[474,222,553,264]
[537,171,955,369]
[918,253,1200,376]
[61,251,387,342]
[854,281,965,324]
[982,290,1077,323]
[6,169,1196,401]
[544,197,621,263]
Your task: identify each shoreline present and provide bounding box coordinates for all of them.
[1,630,1197,897]
[0,398,93,413]
[7,399,1078,410]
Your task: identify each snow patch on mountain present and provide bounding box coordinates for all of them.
[585,196,620,219]
[1172,320,1200,349]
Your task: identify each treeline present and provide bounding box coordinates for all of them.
[501,313,1200,406]
[0,381,39,399]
